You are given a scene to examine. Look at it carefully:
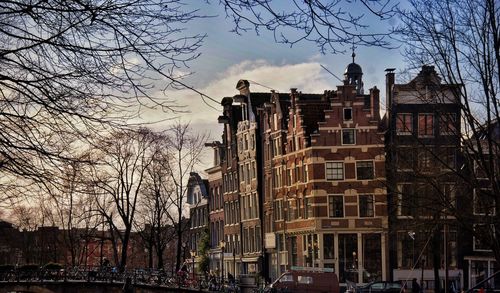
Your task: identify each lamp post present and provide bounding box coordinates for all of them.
[191,250,196,281]
[220,240,226,287]
[408,231,416,267]
[233,248,236,278]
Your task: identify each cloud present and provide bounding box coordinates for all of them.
[134,60,335,167]
[142,60,334,127]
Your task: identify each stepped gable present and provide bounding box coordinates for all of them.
[294,92,331,139]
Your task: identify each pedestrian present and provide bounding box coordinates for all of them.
[412,278,421,293]
[122,276,133,293]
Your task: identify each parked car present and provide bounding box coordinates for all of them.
[267,268,340,293]
[356,281,404,293]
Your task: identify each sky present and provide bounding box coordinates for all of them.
[138,1,407,171]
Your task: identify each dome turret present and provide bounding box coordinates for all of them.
[344,52,364,94]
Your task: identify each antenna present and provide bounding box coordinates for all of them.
[320,65,343,82]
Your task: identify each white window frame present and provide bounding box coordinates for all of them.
[356,160,374,180]
[359,194,375,218]
[325,161,344,180]
[396,113,413,135]
[328,195,344,218]
[341,129,356,145]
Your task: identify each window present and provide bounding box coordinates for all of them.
[304,198,313,219]
[362,234,382,283]
[326,162,344,180]
[396,147,414,170]
[439,113,457,135]
[328,195,344,218]
[418,113,434,137]
[323,234,335,259]
[344,108,353,121]
[359,195,374,217]
[440,147,456,170]
[417,149,432,171]
[475,160,491,179]
[397,184,415,216]
[342,129,356,145]
[279,274,293,283]
[357,161,374,180]
[339,234,358,283]
[290,236,298,266]
[396,113,413,134]
[275,200,283,220]
[473,224,493,251]
[287,199,296,221]
[298,276,313,284]
[473,188,495,215]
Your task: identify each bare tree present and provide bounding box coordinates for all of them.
[92,128,158,271]
[136,138,177,269]
[393,0,499,289]
[219,0,397,53]
[161,121,208,272]
[0,0,205,196]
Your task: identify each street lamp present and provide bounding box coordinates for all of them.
[220,240,226,287]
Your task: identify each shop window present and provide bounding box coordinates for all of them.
[362,234,382,283]
[339,234,358,283]
[323,234,335,259]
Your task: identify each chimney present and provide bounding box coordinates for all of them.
[370,86,380,119]
[236,79,250,96]
[385,68,395,115]
[290,88,298,109]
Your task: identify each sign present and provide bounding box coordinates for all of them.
[290,266,335,273]
[265,233,276,248]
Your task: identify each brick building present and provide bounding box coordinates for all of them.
[385,65,463,289]
[262,54,388,283]
[205,138,226,274]
[187,172,209,272]
[200,54,389,284]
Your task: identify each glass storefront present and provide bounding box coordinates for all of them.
[339,234,359,283]
[363,234,382,282]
